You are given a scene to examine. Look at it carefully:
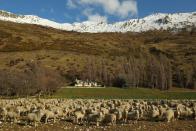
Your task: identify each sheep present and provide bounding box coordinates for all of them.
[64,107,75,117]
[27,110,44,127]
[53,107,64,119]
[0,98,195,127]
[158,105,167,120]
[128,110,140,121]
[86,112,104,126]
[103,113,116,125]
[43,110,56,124]
[122,109,128,123]
[138,107,144,120]
[151,107,160,120]
[107,103,115,109]
[73,110,85,124]
[193,105,196,120]
[177,106,194,120]
[7,111,20,123]
[116,110,123,122]
[16,106,28,116]
[164,109,175,122]
[177,104,186,113]
[100,107,109,115]
[0,107,7,121]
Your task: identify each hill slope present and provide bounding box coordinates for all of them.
[0,20,195,89]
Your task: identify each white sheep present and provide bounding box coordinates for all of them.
[177,106,194,120]
[0,98,195,127]
[151,107,160,120]
[87,112,103,126]
[100,107,109,115]
[193,105,196,120]
[0,107,7,121]
[7,111,19,123]
[27,110,44,127]
[128,110,140,121]
[165,109,175,122]
[158,105,168,120]
[73,110,85,124]
[122,109,128,123]
[116,110,123,122]
[43,110,56,124]
[53,107,64,119]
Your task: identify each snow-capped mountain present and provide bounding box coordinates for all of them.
[0,10,195,33]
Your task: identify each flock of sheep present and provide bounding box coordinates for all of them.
[0,99,196,127]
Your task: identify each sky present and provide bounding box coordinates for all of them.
[0,0,195,23]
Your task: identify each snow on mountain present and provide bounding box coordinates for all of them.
[0,10,195,33]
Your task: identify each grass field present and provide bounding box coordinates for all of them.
[52,87,196,99]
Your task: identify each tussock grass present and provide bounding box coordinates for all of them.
[0,20,195,89]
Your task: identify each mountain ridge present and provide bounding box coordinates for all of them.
[0,10,195,33]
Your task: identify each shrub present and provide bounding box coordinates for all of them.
[112,76,127,88]
[0,61,63,96]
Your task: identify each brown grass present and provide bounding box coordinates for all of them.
[0,20,195,88]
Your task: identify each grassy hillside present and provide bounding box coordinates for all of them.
[0,20,195,89]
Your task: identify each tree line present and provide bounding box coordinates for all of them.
[0,52,194,97]
[0,61,63,97]
[67,53,173,90]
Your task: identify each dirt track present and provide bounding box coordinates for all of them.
[0,120,195,131]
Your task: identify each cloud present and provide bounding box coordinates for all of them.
[67,0,77,8]
[117,0,138,17]
[88,14,108,23]
[66,0,138,22]
[82,8,107,22]
[79,0,137,18]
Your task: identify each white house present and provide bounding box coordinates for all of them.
[74,79,102,87]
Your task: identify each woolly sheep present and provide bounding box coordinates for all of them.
[43,110,56,124]
[151,108,160,120]
[27,110,43,127]
[177,106,194,119]
[128,110,140,121]
[103,113,116,125]
[122,109,128,123]
[7,111,19,123]
[0,107,7,121]
[87,112,104,126]
[116,110,123,122]
[165,109,175,122]
[73,110,85,124]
